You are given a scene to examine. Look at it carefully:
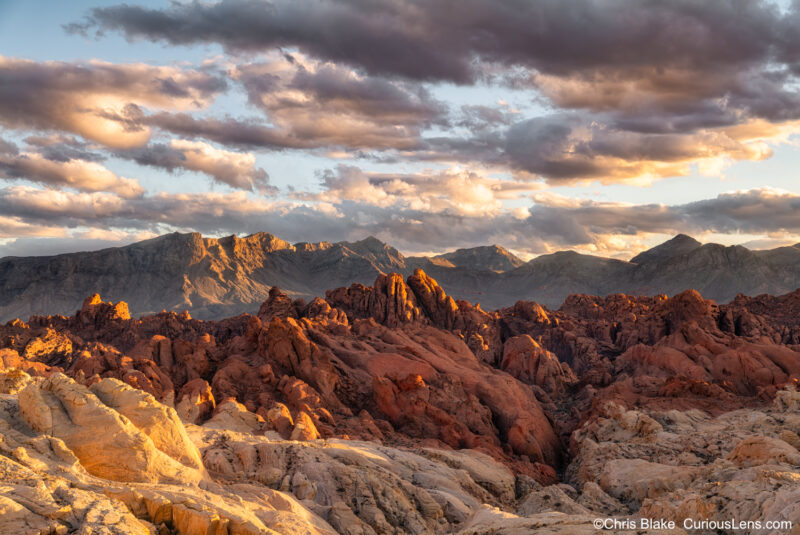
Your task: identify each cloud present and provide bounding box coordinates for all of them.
[78,0,800,87]
[2,183,799,257]
[306,165,543,216]
[71,0,473,82]
[116,53,447,152]
[502,115,775,183]
[118,140,272,193]
[0,55,226,148]
[234,54,446,150]
[525,187,800,244]
[0,146,144,198]
[72,1,800,186]
[22,134,106,163]
[0,216,65,239]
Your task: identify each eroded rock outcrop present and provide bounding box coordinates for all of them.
[5,271,800,534]
[1,369,339,535]
[18,373,204,484]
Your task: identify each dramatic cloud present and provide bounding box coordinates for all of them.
[0,55,226,148]
[1,0,797,256]
[524,188,800,246]
[502,115,776,183]
[111,53,446,152]
[118,140,272,193]
[0,215,65,239]
[234,54,446,150]
[23,135,106,163]
[73,0,800,85]
[0,139,143,198]
[73,0,800,184]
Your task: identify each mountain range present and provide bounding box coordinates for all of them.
[2,231,800,322]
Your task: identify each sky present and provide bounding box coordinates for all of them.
[1,0,799,260]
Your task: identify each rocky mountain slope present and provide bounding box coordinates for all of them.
[2,231,800,324]
[2,269,800,533]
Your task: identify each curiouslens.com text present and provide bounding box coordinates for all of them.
[593,517,794,531]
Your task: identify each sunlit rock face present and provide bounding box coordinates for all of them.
[3,270,800,533]
[6,231,800,323]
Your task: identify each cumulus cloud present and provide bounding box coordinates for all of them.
[117,53,447,152]
[3,0,799,256]
[0,55,225,148]
[118,140,272,193]
[306,165,543,216]
[233,53,446,150]
[0,142,144,198]
[0,215,65,239]
[23,134,106,163]
[502,115,775,183]
[71,0,800,185]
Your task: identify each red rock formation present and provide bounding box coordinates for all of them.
[5,271,800,482]
[501,335,577,396]
[176,378,216,424]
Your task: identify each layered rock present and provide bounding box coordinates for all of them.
[563,392,800,532]
[1,370,339,535]
[4,269,800,533]
[18,373,204,484]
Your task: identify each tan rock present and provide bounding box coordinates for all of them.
[89,377,206,473]
[517,485,590,516]
[176,378,216,424]
[598,459,698,505]
[18,373,203,484]
[265,402,294,438]
[204,399,265,434]
[0,368,33,395]
[726,436,800,467]
[290,411,320,441]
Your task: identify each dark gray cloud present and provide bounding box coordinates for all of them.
[70,0,800,184]
[144,112,308,150]
[73,0,798,85]
[0,137,18,155]
[236,57,447,150]
[95,55,447,153]
[501,114,767,182]
[23,135,105,163]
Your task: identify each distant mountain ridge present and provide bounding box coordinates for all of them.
[2,232,800,322]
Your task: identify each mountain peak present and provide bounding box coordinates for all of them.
[435,245,524,272]
[630,234,703,265]
[351,236,387,250]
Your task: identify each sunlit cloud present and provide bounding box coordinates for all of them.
[0,55,225,148]
[0,139,143,198]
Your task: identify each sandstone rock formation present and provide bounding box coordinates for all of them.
[4,268,800,533]
[565,394,800,533]
[18,373,204,484]
[1,370,339,535]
